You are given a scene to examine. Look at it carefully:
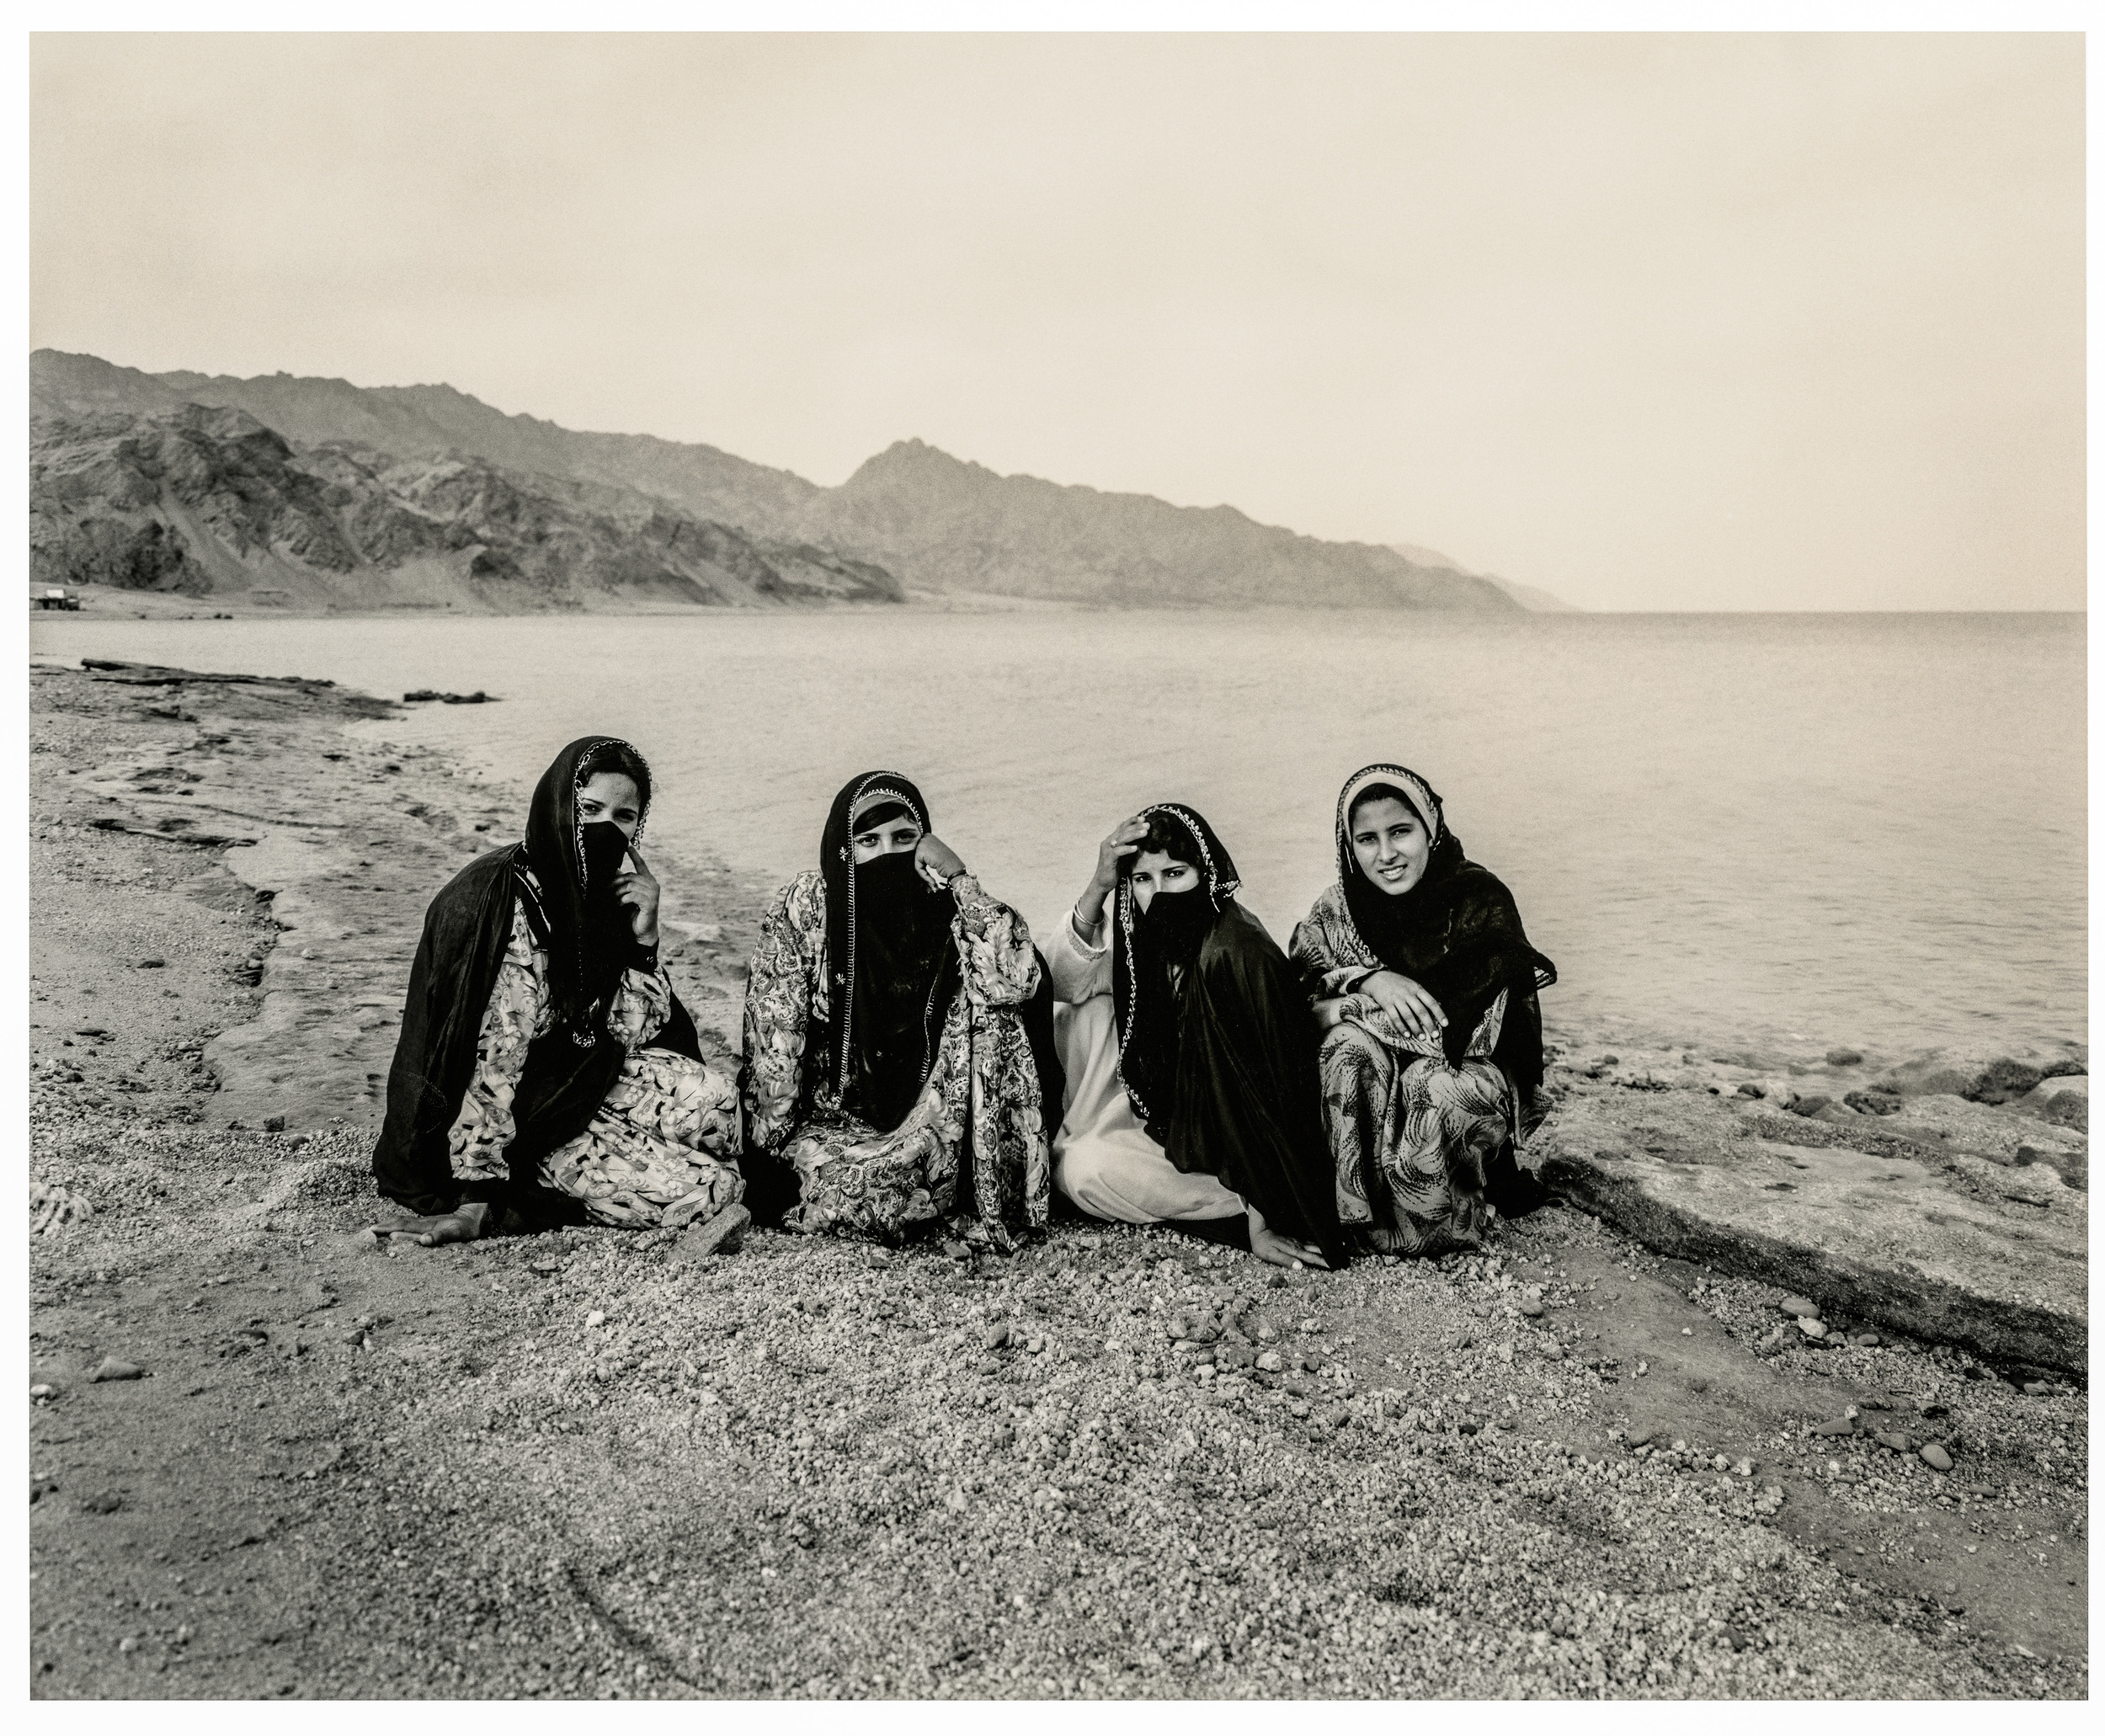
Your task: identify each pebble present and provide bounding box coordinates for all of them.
[1852,1333,1880,1348]
[1255,1350,1282,1372]
[1920,1444,1953,1472]
[1796,1318,1827,1339]
[87,1357,147,1382]
[1780,1296,1820,1318]
[585,1311,605,1329]
[1872,1430,1911,1453]
[1519,1299,1543,1318]
[1825,1048,1863,1067]
[29,1383,54,1400]
[2022,1381,2049,1397]
[983,1323,1010,1350]
[1735,1083,1766,1099]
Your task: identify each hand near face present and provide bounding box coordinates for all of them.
[1363,970,1446,1041]
[1092,815,1150,893]
[612,841,661,947]
[914,832,967,888]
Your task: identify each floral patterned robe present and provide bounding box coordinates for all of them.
[743,870,1049,1245]
[448,885,742,1230]
[1291,882,1543,1255]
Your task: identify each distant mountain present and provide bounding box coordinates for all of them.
[810,440,1513,609]
[1387,542,1580,613]
[29,402,902,611]
[29,349,1518,610]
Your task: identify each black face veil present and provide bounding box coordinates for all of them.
[521,736,653,1045]
[1111,802,1241,1141]
[816,771,962,1133]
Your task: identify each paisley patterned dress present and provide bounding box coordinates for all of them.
[1292,882,1544,1255]
[448,880,743,1231]
[743,870,1050,1245]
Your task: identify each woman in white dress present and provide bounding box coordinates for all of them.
[1044,807,1344,1270]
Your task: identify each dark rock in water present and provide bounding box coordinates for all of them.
[1825,1049,1863,1068]
[1787,1094,1832,1118]
[1876,1052,2047,1104]
[1844,1089,1903,1116]
[1964,1059,2044,1106]
[2040,1057,2087,1079]
[404,689,498,705]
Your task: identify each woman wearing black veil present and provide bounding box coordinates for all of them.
[741,770,1058,1246]
[370,736,741,1243]
[1046,803,1347,1270]
[1291,762,1555,1254]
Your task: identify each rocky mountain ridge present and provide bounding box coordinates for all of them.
[30,398,900,613]
[32,349,1527,611]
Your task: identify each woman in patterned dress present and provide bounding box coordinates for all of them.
[740,770,1058,1247]
[1047,803,1348,1270]
[371,736,742,1243]
[1290,763,1556,1255]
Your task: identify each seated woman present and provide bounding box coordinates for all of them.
[1047,804,1347,1270]
[1290,762,1556,1256]
[370,737,742,1243]
[740,770,1055,1247]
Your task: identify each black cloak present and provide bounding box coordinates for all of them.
[1113,802,1348,1266]
[1332,762,1557,1098]
[370,735,701,1230]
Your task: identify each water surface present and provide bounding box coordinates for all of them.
[34,608,2085,1059]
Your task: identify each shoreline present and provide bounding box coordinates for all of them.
[27,658,2087,1700]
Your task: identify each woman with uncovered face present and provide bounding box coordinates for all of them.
[1046,804,1346,1270]
[740,771,1058,1247]
[371,737,743,1243]
[1290,763,1556,1254]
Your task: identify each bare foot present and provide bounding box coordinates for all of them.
[377,1200,490,1247]
[1247,1206,1330,1271]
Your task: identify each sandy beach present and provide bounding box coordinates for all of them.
[26,658,2086,1700]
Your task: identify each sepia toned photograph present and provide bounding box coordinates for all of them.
[23,25,2086,1703]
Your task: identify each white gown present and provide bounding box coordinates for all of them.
[1045,910,1245,1224]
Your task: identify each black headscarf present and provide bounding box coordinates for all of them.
[1333,762,1557,1094]
[1112,803,1239,1137]
[1109,801,1347,1264]
[371,736,701,1223]
[815,770,962,1134]
[522,735,654,1044]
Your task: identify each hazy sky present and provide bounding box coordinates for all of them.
[29,33,2084,610]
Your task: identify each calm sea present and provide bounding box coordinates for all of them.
[32,609,2086,1062]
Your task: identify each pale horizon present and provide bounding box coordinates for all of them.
[30,32,2085,612]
